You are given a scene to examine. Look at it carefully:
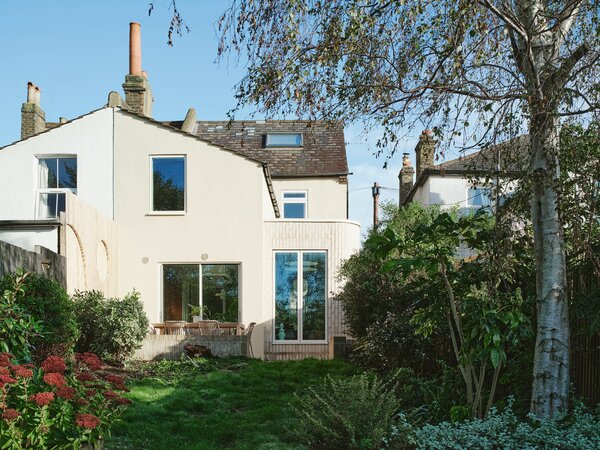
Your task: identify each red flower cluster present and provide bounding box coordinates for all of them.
[0,353,14,367]
[75,353,103,371]
[75,413,101,429]
[0,367,10,375]
[1,408,20,422]
[76,372,96,382]
[43,372,66,388]
[29,392,55,407]
[13,367,33,379]
[115,397,132,406]
[103,390,118,399]
[0,375,17,385]
[41,356,66,374]
[57,386,77,400]
[104,374,125,385]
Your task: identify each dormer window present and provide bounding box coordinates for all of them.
[265,133,303,148]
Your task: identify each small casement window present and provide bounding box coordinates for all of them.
[467,187,493,208]
[37,157,77,219]
[152,156,185,212]
[265,133,303,148]
[282,191,307,218]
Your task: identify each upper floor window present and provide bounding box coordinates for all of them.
[468,187,492,208]
[37,157,77,219]
[265,133,303,148]
[152,156,185,212]
[282,191,307,219]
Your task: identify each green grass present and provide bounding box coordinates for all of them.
[105,357,359,450]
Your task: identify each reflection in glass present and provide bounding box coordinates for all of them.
[39,158,58,189]
[202,265,239,322]
[153,157,185,211]
[163,265,199,321]
[302,253,326,340]
[58,158,77,188]
[38,193,66,219]
[275,253,298,340]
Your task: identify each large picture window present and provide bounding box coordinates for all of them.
[152,156,185,212]
[162,264,239,322]
[37,157,77,219]
[274,251,326,342]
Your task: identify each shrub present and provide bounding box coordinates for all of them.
[0,272,44,362]
[73,290,149,362]
[293,372,405,449]
[0,352,130,448]
[408,401,600,449]
[0,271,79,362]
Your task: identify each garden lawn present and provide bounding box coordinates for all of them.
[105,357,359,450]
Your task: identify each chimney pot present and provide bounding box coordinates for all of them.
[59,117,67,124]
[402,153,411,167]
[129,22,142,76]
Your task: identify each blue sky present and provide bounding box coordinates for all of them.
[0,0,439,232]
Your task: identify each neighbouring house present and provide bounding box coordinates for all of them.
[0,23,360,360]
[399,130,526,213]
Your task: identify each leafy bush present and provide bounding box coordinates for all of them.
[73,290,149,362]
[0,352,130,448]
[0,272,44,362]
[293,372,405,449]
[403,401,600,449]
[0,271,79,362]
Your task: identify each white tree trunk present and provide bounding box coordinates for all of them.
[529,113,570,419]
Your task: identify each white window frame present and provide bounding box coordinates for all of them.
[467,186,492,208]
[272,250,328,345]
[281,190,308,219]
[159,262,242,323]
[265,133,303,148]
[36,155,77,219]
[149,155,187,215]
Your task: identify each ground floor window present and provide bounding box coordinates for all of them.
[162,264,239,322]
[274,251,326,342]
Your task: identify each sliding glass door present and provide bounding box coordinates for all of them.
[162,264,239,322]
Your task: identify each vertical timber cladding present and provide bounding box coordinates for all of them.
[263,220,360,360]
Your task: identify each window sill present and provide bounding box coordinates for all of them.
[146,212,187,216]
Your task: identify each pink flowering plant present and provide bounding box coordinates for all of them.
[0,352,131,448]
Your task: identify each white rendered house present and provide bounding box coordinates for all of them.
[0,24,360,360]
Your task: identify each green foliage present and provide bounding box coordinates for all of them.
[73,290,149,363]
[0,271,44,362]
[0,271,79,362]
[293,372,405,449]
[336,203,448,375]
[0,352,130,449]
[410,401,600,449]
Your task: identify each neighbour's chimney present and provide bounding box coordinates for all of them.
[122,22,153,117]
[21,82,46,139]
[415,129,436,178]
[399,153,415,206]
[181,107,197,133]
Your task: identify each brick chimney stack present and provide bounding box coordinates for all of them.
[21,82,46,139]
[415,129,436,178]
[399,153,415,206]
[122,22,153,117]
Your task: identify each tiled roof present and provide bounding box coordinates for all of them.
[164,120,349,177]
[436,135,529,173]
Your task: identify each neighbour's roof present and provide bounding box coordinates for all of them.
[164,120,349,178]
[402,135,529,205]
[436,136,529,173]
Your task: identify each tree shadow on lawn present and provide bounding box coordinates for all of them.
[105,357,359,450]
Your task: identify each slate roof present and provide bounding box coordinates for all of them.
[164,120,349,178]
[436,135,529,173]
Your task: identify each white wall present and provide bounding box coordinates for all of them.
[0,108,115,221]
[0,229,58,253]
[113,112,267,334]
[272,177,347,219]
